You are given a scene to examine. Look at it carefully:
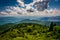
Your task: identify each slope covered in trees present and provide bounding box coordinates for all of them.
[0,23,60,40]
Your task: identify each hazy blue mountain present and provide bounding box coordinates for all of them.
[0,16,60,25]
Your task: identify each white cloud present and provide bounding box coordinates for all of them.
[16,0,49,10]
[0,0,60,17]
[0,6,60,17]
[17,0,25,7]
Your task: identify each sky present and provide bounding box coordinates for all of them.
[49,0,60,9]
[0,0,60,17]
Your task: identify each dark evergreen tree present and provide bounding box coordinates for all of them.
[49,22,56,31]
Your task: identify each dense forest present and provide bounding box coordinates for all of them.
[0,22,60,40]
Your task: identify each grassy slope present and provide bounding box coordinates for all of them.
[0,23,60,40]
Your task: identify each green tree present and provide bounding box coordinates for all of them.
[49,22,56,31]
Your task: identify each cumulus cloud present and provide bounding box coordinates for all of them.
[0,6,60,17]
[17,0,25,7]
[0,0,60,17]
[17,0,49,10]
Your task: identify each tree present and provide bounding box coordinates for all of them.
[49,22,56,31]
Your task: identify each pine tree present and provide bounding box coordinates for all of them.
[49,22,56,31]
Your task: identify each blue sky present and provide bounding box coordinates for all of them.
[0,0,60,11]
[23,0,33,4]
[49,0,60,9]
[0,0,60,17]
[0,0,18,11]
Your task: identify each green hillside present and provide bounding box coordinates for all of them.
[0,23,60,40]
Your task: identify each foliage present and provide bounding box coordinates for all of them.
[0,23,60,40]
[49,22,56,31]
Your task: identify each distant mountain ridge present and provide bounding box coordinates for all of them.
[39,16,60,21]
[0,16,60,25]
